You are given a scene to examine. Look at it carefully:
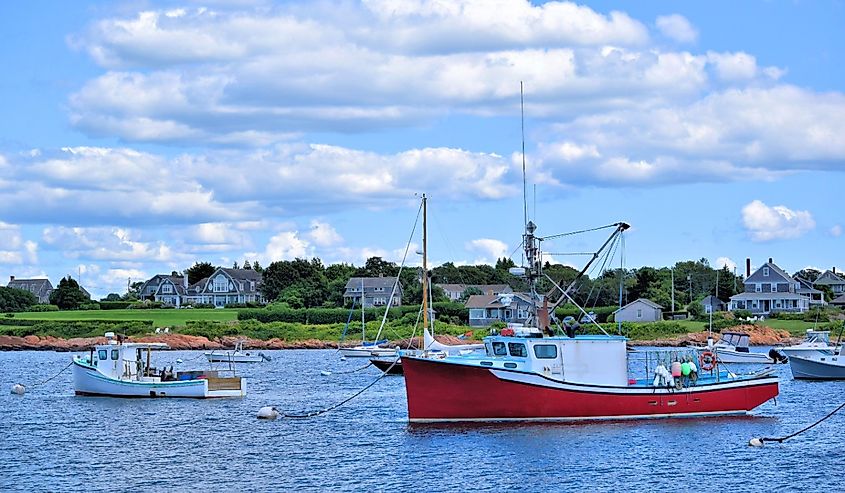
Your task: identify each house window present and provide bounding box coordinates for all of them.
[162,284,172,293]
[517,308,528,319]
[470,309,485,319]
[763,267,769,276]
[213,276,228,292]
[636,309,643,319]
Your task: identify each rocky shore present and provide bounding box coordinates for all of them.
[0,325,799,351]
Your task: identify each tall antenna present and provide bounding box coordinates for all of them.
[520,81,528,228]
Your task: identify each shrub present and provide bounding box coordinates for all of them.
[79,303,101,311]
[28,304,60,312]
[733,309,752,319]
[99,301,132,310]
[128,301,165,310]
[554,305,617,323]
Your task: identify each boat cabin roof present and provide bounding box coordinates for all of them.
[97,342,169,350]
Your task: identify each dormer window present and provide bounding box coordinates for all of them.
[763,267,769,276]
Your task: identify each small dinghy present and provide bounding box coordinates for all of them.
[73,332,246,398]
[205,340,270,363]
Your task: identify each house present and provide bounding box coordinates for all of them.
[614,298,663,322]
[795,277,826,306]
[813,269,845,296]
[436,283,513,301]
[147,268,265,307]
[138,274,181,300]
[729,258,809,315]
[6,276,53,304]
[465,292,538,327]
[831,293,845,307]
[343,277,403,308]
[700,295,727,314]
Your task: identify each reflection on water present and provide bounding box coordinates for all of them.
[1,349,844,492]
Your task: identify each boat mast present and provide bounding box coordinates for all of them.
[361,277,365,343]
[421,194,429,336]
[519,82,541,328]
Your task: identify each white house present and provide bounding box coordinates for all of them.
[149,268,265,307]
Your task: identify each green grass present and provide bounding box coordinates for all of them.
[666,318,832,337]
[9,309,238,327]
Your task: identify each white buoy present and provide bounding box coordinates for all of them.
[340,356,347,362]
[176,358,183,364]
[749,438,764,447]
[320,370,332,376]
[11,383,25,395]
[257,406,280,420]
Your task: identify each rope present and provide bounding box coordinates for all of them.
[19,360,74,390]
[752,401,845,445]
[284,357,399,419]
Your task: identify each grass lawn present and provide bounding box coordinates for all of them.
[667,318,831,337]
[10,309,238,327]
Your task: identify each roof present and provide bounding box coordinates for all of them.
[436,283,511,293]
[221,268,262,281]
[614,298,663,313]
[746,261,794,284]
[701,295,726,306]
[831,294,845,305]
[7,278,52,291]
[814,270,845,286]
[464,292,536,309]
[730,292,809,300]
[344,277,401,290]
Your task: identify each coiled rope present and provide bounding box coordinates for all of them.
[750,400,845,446]
[282,358,399,419]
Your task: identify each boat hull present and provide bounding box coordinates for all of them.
[402,357,778,422]
[72,360,245,398]
[788,355,845,380]
[370,357,403,375]
[340,347,397,358]
[713,349,774,364]
[205,353,264,363]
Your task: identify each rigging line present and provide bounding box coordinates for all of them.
[582,233,621,306]
[282,358,399,419]
[544,252,595,256]
[374,199,423,342]
[543,273,609,337]
[540,223,623,241]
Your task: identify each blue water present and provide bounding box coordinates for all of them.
[2,349,844,492]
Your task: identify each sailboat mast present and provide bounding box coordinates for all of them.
[421,194,429,332]
[361,277,365,342]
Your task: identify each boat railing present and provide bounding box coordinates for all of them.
[627,347,710,383]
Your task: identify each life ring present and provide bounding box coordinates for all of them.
[699,351,716,371]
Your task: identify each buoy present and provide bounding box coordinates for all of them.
[11,383,25,395]
[681,362,691,376]
[257,406,280,420]
[176,358,183,364]
[340,356,347,362]
[320,370,332,376]
[671,361,682,378]
[749,438,764,447]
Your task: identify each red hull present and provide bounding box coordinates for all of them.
[403,357,779,422]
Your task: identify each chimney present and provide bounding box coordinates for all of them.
[746,258,751,278]
[834,267,837,274]
[183,275,188,288]
[768,257,773,264]
[9,275,14,282]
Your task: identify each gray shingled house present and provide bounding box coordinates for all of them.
[729,258,809,315]
[343,277,403,308]
[7,276,53,303]
[614,298,663,322]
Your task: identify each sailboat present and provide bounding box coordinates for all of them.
[338,278,396,358]
[399,84,778,423]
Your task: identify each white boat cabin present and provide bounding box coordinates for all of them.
[87,339,172,382]
[480,335,629,386]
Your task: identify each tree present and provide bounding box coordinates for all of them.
[687,298,705,320]
[261,258,329,307]
[794,268,821,282]
[232,261,240,269]
[355,257,399,278]
[186,262,216,285]
[49,276,90,310]
[124,281,144,301]
[103,293,122,301]
[252,260,263,273]
[0,287,38,312]
[459,286,483,302]
[243,260,252,270]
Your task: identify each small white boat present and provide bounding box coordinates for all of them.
[780,329,836,358]
[340,342,397,358]
[73,333,245,398]
[708,332,781,364]
[205,340,270,363]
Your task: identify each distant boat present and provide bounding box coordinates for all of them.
[339,278,398,358]
[205,340,270,363]
[786,324,845,379]
[704,331,783,364]
[74,332,245,398]
[780,329,836,359]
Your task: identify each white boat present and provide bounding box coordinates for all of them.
[780,329,836,358]
[340,343,398,358]
[788,347,845,379]
[73,332,245,398]
[205,340,270,363]
[709,332,780,364]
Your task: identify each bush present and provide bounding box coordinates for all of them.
[554,305,617,323]
[0,320,154,338]
[733,309,752,319]
[79,303,101,311]
[27,304,60,312]
[128,301,165,310]
[99,301,133,310]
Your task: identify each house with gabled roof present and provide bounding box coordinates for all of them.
[795,277,826,306]
[7,276,53,304]
[700,295,727,314]
[138,274,183,300]
[729,258,809,315]
[437,283,513,301]
[813,269,845,296]
[614,298,663,322]
[465,292,539,327]
[147,268,265,308]
[343,277,403,308]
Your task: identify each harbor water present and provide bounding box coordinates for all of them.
[2,349,844,492]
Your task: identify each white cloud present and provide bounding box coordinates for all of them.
[831,225,842,237]
[466,238,509,263]
[655,14,697,43]
[0,223,37,265]
[707,51,758,81]
[258,231,312,263]
[741,200,815,242]
[41,226,181,263]
[308,220,343,247]
[715,256,737,271]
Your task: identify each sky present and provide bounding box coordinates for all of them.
[0,0,843,299]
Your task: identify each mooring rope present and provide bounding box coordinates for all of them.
[321,361,373,375]
[750,400,845,446]
[14,360,74,392]
[284,358,399,419]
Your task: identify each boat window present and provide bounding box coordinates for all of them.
[508,343,527,357]
[533,344,558,359]
[98,350,108,360]
[480,361,493,366]
[492,341,507,356]
[504,362,518,369]
[111,349,119,360]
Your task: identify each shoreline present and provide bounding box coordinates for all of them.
[0,325,799,351]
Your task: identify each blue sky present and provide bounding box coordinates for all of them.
[0,0,843,298]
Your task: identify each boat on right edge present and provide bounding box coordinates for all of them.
[784,324,845,380]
